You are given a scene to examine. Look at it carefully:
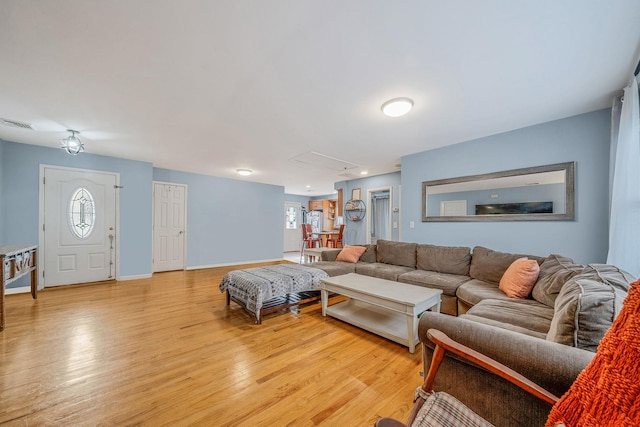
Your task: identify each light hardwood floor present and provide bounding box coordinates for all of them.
[0,261,423,426]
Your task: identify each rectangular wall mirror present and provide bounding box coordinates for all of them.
[422,162,575,222]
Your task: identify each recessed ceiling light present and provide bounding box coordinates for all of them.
[306,185,311,188]
[237,169,252,176]
[381,97,413,117]
[360,171,368,175]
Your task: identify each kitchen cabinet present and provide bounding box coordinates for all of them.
[308,200,323,211]
[322,200,337,230]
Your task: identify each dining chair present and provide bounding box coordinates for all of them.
[326,224,345,248]
[376,278,640,427]
[299,224,321,262]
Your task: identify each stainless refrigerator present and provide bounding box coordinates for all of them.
[307,211,323,234]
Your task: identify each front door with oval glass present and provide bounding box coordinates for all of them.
[43,167,117,286]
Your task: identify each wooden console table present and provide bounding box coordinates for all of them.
[1,245,38,331]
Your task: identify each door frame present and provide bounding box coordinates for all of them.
[365,186,393,244]
[152,181,188,272]
[283,201,302,252]
[38,164,121,288]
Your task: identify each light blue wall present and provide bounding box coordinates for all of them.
[337,171,402,245]
[153,168,284,266]
[401,109,611,264]
[0,141,287,286]
[284,194,311,206]
[1,140,153,278]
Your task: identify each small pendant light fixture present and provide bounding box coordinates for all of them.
[61,129,84,155]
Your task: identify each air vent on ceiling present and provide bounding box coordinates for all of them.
[338,168,360,179]
[1,118,35,130]
[290,151,359,171]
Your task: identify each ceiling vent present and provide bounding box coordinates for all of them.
[1,118,35,130]
[290,151,359,171]
[338,168,360,179]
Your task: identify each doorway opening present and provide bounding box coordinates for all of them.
[366,187,392,244]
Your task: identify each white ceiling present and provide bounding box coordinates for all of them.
[1,1,639,195]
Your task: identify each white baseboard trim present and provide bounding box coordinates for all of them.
[5,286,30,295]
[186,258,284,270]
[118,274,153,281]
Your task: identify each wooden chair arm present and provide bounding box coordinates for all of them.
[425,329,560,406]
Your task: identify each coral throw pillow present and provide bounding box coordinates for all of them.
[336,245,367,263]
[499,257,540,299]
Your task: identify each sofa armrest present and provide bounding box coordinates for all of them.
[418,312,593,427]
[320,249,342,261]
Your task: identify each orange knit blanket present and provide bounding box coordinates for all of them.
[546,279,640,426]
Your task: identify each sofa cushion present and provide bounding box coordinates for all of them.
[336,245,367,263]
[320,249,342,262]
[376,240,417,268]
[470,246,541,284]
[499,258,540,299]
[306,261,356,277]
[358,244,377,263]
[546,264,633,352]
[398,270,470,297]
[416,244,471,276]
[531,254,583,307]
[462,299,554,339]
[354,262,414,281]
[456,279,511,308]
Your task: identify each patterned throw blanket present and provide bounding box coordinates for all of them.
[219,264,328,320]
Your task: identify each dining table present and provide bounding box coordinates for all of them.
[315,230,340,248]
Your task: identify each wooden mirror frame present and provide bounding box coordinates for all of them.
[422,162,575,222]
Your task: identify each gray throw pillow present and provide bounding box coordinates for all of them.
[546,264,633,352]
[358,244,377,263]
[416,244,471,275]
[531,254,583,307]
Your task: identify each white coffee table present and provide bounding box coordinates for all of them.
[320,273,442,353]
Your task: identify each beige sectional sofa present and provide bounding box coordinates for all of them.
[309,240,475,315]
[308,239,635,426]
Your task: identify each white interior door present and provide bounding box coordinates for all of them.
[42,167,117,287]
[153,182,186,272]
[284,202,302,252]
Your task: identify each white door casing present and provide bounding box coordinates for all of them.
[366,187,393,244]
[284,202,302,252]
[153,182,186,272]
[41,166,118,287]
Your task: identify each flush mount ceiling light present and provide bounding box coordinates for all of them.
[61,129,84,155]
[236,169,252,176]
[381,97,413,117]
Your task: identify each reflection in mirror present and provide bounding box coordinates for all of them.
[422,162,575,222]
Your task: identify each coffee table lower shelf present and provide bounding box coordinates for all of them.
[325,299,420,351]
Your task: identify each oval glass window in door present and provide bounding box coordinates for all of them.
[68,187,96,239]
